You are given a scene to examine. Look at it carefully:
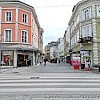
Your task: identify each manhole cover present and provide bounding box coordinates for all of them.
[12,72,19,73]
[30,77,39,79]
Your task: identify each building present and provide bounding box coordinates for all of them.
[64,31,67,61]
[37,28,44,64]
[68,0,100,68]
[44,41,59,62]
[49,41,59,62]
[0,0,43,68]
[44,44,50,60]
[65,27,71,63]
[58,38,64,62]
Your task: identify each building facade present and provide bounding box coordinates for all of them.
[44,44,50,61]
[44,41,59,62]
[58,38,64,62]
[0,0,43,68]
[65,27,71,63]
[64,31,67,61]
[68,0,100,67]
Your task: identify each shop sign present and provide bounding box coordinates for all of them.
[2,50,13,55]
[67,53,70,56]
[80,51,90,56]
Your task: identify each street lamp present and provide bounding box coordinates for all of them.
[0,34,3,73]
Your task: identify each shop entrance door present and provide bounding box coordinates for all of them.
[17,54,28,67]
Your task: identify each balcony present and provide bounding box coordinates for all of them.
[78,36,93,43]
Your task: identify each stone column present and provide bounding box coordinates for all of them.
[14,50,17,68]
[92,19,98,64]
[33,51,35,66]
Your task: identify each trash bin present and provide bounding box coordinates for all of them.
[81,64,85,70]
[74,65,80,69]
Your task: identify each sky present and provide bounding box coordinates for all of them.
[20,0,80,47]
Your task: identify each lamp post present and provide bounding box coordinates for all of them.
[0,34,2,73]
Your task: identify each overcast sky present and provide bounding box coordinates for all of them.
[20,0,80,47]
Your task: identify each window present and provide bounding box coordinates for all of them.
[82,24,92,37]
[71,23,75,33]
[76,30,79,42]
[6,12,12,21]
[22,14,27,23]
[22,30,28,43]
[74,34,76,44]
[97,5,100,16]
[4,29,12,42]
[76,14,79,24]
[82,7,91,20]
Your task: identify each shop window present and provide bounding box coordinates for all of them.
[1,50,14,66]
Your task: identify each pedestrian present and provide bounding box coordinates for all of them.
[58,59,60,65]
[44,59,46,66]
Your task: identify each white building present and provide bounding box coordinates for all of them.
[50,44,58,60]
[58,38,64,61]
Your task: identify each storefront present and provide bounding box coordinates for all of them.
[80,50,91,69]
[1,44,43,68]
[17,50,33,67]
[66,53,71,64]
[1,50,14,66]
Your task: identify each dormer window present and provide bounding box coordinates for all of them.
[82,7,91,20]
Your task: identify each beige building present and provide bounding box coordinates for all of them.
[68,0,100,68]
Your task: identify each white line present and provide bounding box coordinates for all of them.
[0,83,100,86]
[0,79,100,83]
[0,88,100,92]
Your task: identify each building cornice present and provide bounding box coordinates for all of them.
[68,0,100,25]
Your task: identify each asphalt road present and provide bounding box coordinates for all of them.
[0,62,100,100]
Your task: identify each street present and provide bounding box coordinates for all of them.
[0,62,100,100]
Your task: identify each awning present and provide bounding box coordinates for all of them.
[1,44,38,51]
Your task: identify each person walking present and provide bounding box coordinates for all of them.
[44,59,47,66]
[58,59,60,65]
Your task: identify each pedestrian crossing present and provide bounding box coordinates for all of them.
[0,77,100,99]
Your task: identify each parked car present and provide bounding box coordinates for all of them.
[50,59,57,63]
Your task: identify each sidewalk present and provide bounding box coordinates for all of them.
[0,62,100,74]
[0,67,14,73]
[0,62,43,73]
[65,63,100,74]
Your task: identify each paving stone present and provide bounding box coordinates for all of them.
[1,94,100,100]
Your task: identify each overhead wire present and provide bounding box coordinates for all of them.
[34,4,74,8]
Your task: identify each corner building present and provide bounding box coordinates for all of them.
[0,0,43,68]
[68,0,100,67]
